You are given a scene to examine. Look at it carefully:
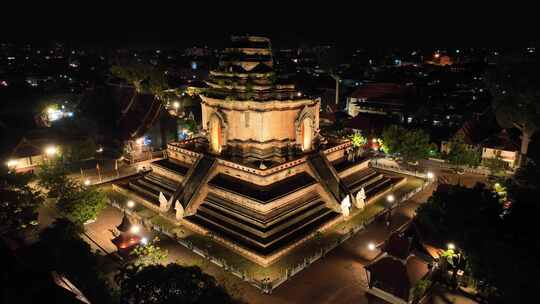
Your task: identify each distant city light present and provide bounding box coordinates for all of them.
[136,138,144,145]
[434,53,440,59]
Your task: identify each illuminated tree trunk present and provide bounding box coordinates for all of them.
[519,130,533,167]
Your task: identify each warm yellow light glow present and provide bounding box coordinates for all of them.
[47,107,55,114]
[136,138,144,145]
[447,243,455,250]
[84,179,91,186]
[427,172,434,179]
[44,146,58,156]
[6,159,18,167]
[127,200,135,208]
[173,101,180,109]
[434,53,441,58]
[386,194,395,203]
[368,242,376,251]
[130,225,140,234]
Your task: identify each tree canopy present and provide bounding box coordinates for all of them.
[444,134,481,167]
[111,64,168,98]
[416,173,540,302]
[57,183,108,225]
[0,167,44,234]
[487,58,540,165]
[37,218,114,304]
[381,125,433,162]
[36,158,71,197]
[119,264,236,304]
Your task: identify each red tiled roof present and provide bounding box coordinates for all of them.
[343,113,391,134]
[349,83,410,100]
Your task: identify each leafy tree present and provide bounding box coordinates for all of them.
[349,133,367,148]
[482,156,508,176]
[130,237,168,267]
[487,59,540,167]
[111,64,167,98]
[381,125,432,162]
[492,95,539,166]
[36,159,71,197]
[444,134,481,167]
[0,168,44,234]
[65,138,97,162]
[119,264,236,304]
[38,219,114,304]
[416,180,540,303]
[57,183,108,225]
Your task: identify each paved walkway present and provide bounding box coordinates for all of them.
[38,170,483,304]
[74,181,436,304]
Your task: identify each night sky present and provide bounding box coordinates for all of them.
[2,4,538,48]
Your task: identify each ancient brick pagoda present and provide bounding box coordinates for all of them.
[114,36,406,266]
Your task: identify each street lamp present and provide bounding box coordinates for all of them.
[127,200,135,208]
[141,237,148,245]
[44,145,58,156]
[386,194,395,203]
[130,225,140,234]
[6,159,18,169]
[368,242,376,251]
[427,172,434,179]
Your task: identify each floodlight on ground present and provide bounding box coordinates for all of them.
[447,243,455,250]
[386,194,395,203]
[427,172,434,179]
[127,200,135,208]
[84,179,91,186]
[368,242,376,251]
[130,225,140,234]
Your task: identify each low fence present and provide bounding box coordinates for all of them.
[108,172,434,294]
[370,160,429,179]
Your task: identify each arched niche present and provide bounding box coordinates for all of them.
[295,106,315,152]
[207,111,227,154]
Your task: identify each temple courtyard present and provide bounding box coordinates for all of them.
[36,169,484,303]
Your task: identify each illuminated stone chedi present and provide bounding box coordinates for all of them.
[114,36,405,266]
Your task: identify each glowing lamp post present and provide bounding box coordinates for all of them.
[6,159,18,170]
[45,145,58,156]
[130,225,140,234]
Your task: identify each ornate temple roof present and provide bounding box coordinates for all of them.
[203,36,302,102]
